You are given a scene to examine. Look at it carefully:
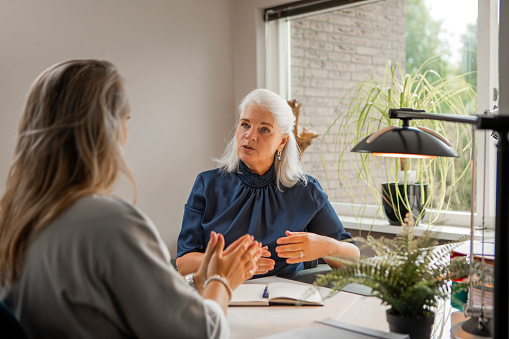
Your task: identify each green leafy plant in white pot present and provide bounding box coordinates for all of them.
[322,57,476,225]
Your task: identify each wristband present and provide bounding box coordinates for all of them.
[203,275,233,300]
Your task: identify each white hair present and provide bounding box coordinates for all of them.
[214,89,307,190]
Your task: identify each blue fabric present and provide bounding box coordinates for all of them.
[177,161,353,277]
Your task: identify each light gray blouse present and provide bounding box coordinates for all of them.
[0,195,229,339]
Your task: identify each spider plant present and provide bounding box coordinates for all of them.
[321,57,476,225]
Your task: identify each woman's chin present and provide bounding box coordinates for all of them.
[238,153,255,164]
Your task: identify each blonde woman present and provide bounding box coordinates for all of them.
[0,59,261,339]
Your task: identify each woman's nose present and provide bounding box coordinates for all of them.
[245,128,256,140]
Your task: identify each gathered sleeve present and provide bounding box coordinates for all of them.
[98,202,228,339]
[177,175,207,258]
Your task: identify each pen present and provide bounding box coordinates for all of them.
[263,286,269,298]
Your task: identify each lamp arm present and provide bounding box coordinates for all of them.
[388,108,479,125]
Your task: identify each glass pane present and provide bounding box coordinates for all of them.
[289,0,478,217]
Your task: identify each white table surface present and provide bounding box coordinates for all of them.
[227,275,462,339]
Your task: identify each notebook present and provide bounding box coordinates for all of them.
[229,281,324,306]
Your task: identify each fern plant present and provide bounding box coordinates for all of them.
[315,225,467,318]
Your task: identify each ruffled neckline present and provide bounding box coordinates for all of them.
[237,161,276,188]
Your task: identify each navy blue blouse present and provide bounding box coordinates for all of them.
[177,161,353,277]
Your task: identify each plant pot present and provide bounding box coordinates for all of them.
[386,311,434,339]
[381,183,428,226]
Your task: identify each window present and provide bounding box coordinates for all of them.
[265,0,498,229]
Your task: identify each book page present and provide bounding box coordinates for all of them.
[229,284,269,306]
[268,282,323,305]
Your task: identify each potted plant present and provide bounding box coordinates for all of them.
[322,57,476,225]
[314,225,467,339]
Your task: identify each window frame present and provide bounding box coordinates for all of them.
[264,0,499,230]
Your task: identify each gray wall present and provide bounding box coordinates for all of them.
[0,0,236,256]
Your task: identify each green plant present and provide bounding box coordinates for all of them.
[322,57,476,224]
[314,225,467,318]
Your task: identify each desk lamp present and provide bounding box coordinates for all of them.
[350,108,509,339]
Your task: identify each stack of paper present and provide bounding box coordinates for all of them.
[260,318,409,339]
[469,284,494,309]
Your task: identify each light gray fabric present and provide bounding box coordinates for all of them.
[0,195,229,339]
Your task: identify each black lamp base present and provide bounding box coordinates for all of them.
[451,317,493,339]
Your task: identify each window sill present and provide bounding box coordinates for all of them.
[341,215,495,242]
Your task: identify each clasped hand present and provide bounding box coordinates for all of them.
[195,231,262,291]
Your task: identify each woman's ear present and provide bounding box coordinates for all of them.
[279,134,290,149]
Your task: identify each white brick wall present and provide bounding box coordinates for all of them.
[291,0,406,202]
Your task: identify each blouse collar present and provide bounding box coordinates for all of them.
[238,160,276,188]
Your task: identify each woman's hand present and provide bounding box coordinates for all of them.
[275,230,327,264]
[207,232,262,290]
[253,246,275,275]
[195,233,264,290]
[194,231,219,290]
[199,232,261,314]
[275,230,360,267]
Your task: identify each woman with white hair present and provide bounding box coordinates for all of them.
[177,89,359,277]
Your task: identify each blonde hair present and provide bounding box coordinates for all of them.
[0,59,136,284]
[215,89,307,190]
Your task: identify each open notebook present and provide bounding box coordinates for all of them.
[229,281,324,306]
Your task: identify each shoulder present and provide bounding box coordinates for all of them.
[71,194,136,213]
[305,175,323,188]
[291,175,325,193]
[286,175,329,209]
[198,168,232,180]
[194,168,239,187]
[52,195,157,243]
[69,195,146,223]
[26,195,166,273]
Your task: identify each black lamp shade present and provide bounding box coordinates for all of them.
[351,126,459,158]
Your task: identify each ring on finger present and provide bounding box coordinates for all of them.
[299,250,303,258]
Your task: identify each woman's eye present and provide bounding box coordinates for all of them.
[261,127,270,133]
[240,122,250,129]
